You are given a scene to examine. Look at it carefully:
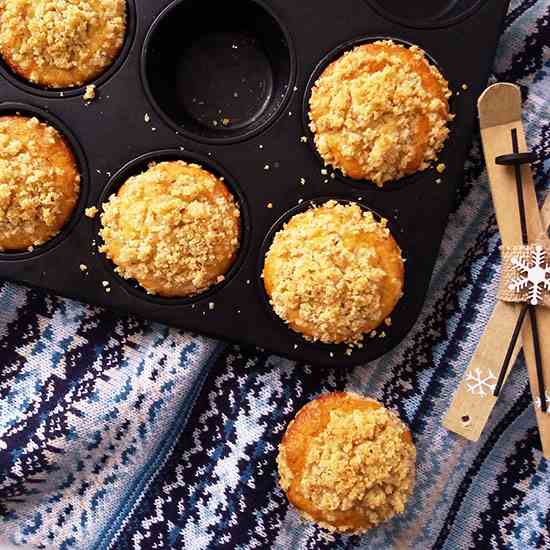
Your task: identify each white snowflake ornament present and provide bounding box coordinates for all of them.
[465,368,497,397]
[508,245,550,306]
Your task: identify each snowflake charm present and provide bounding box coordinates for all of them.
[465,368,497,397]
[508,245,550,306]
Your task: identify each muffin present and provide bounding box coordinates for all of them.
[278,392,416,534]
[262,200,404,347]
[309,40,452,186]
[0,0,127,89]
[0,115,80,252]
[99,161,241,298]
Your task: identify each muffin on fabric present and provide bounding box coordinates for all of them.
[262,200,404,346]
[0,0,127,88]
[277,392,416,534]
[99,161,241,298]
[0,115,80,252]
[309,40,452,186]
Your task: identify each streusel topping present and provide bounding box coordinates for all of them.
[99,161,241,298]
[263,201,404,346]
[0,116,80,252]
[0,0,126,88]
[309,40,452,186]
[278,393,416,534]
[301,408,415,517]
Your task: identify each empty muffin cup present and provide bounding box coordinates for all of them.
[142,0,295,143]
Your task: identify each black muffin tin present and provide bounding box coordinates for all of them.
[0,0,509,367]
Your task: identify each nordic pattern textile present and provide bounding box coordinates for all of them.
[1,1,550,548]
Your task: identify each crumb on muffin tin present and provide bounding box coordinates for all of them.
[84,84,96,101]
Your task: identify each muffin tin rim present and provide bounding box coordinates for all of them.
[255,196,414,357]
[139,0,298,145]
[0,101,90,262]
[92,148,252,307]
[364,0,488,30]
[301,34,454,193]
[0,0,138,99]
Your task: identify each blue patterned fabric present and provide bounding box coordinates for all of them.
[1,1,550,548]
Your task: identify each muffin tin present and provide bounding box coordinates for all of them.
[0,0,510,367]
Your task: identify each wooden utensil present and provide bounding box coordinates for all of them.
[444,83,550,458]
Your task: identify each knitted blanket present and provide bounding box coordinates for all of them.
[1,1,549,548]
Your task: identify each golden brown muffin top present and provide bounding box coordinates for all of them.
[0,0,126,88]
[278,392,416,534]
[309,40,453,186]
[0,115,80,252]
[99,161,241,298]
[263,201,404,346]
